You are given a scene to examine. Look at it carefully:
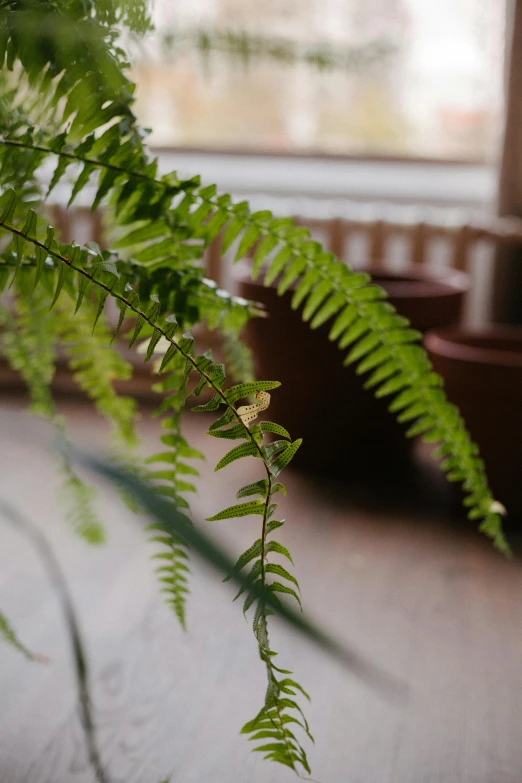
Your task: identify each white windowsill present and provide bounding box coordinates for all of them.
[155,149,499,214]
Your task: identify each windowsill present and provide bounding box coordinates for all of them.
[152,145,491,166]
[153,147,499,213]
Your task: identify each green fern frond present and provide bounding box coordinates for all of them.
[180,194,505,550]
[201,379,311,773]
[0,125,505,548]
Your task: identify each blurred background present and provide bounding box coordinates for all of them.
[120,0,515,328]
[134,0,504,160]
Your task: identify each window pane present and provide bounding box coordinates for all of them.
[132,0,505,161]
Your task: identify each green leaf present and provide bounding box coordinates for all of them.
[278,678,311,700]
[338,319,368,350]
[277,256,307,295]
[344,332,381,365]
[264,245,293,286]
[364,361,397,390]
[310,291,345,329]
[48,155,73,196]
[235,225,262,261]
[252,234,278,279]
[159,343,179,372]
[243,589,258,615]
[112,301,128,341]
[225,380,280,405]
[71,270,87,312]
[266,541,294,564]
[291,268,321,310]
[236,480,269,499]
[208,408,236,431]
[92,288,109,331]
[13,210,37,271]
[223,539,263,581]
[329,304,358,341]
[262,440,288,461]
[266,563,299,588]
[192,391,222,412]
[266,519,284,534]
[0,267,9,293]
[0,188,17,223]
[270,439,302,477]
[356,346,390,375]
[269,582,302,609]
[215,441,259,471]
[222,216,245,253]
[128,316,145,348]
[206,499,266,521]
[302,279,332,321]
[375,373,409,398]
[69,162,95,206]
[207,423,246,440]
[145,329,162,362]
[49,261,69,309]
[259,421,291,439]
[233,560,263,601]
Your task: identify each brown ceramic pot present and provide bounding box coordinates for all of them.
[425,326,522,519]
[236,264,468,478]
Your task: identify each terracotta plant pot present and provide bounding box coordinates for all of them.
[425,326,522,519]
[236,264,468,478]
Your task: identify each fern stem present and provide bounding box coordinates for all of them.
[0,138,159,185]
[260,474,273,585]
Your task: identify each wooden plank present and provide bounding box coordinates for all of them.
[2,400,522,782]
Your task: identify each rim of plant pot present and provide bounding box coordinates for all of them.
[424,325,522,369]
[234,260,469,299]
[350,264,469,299]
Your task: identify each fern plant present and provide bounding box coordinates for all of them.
[0,1,508,779]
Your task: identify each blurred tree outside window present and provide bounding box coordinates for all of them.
[131,0,505,162]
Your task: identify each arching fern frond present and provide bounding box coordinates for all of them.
[0,131,508,553]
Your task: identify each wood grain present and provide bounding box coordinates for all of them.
[1,398,522,782]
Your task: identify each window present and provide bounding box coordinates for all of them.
[132,0,505,162]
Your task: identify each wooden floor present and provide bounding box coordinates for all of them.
[1,397,522,783]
